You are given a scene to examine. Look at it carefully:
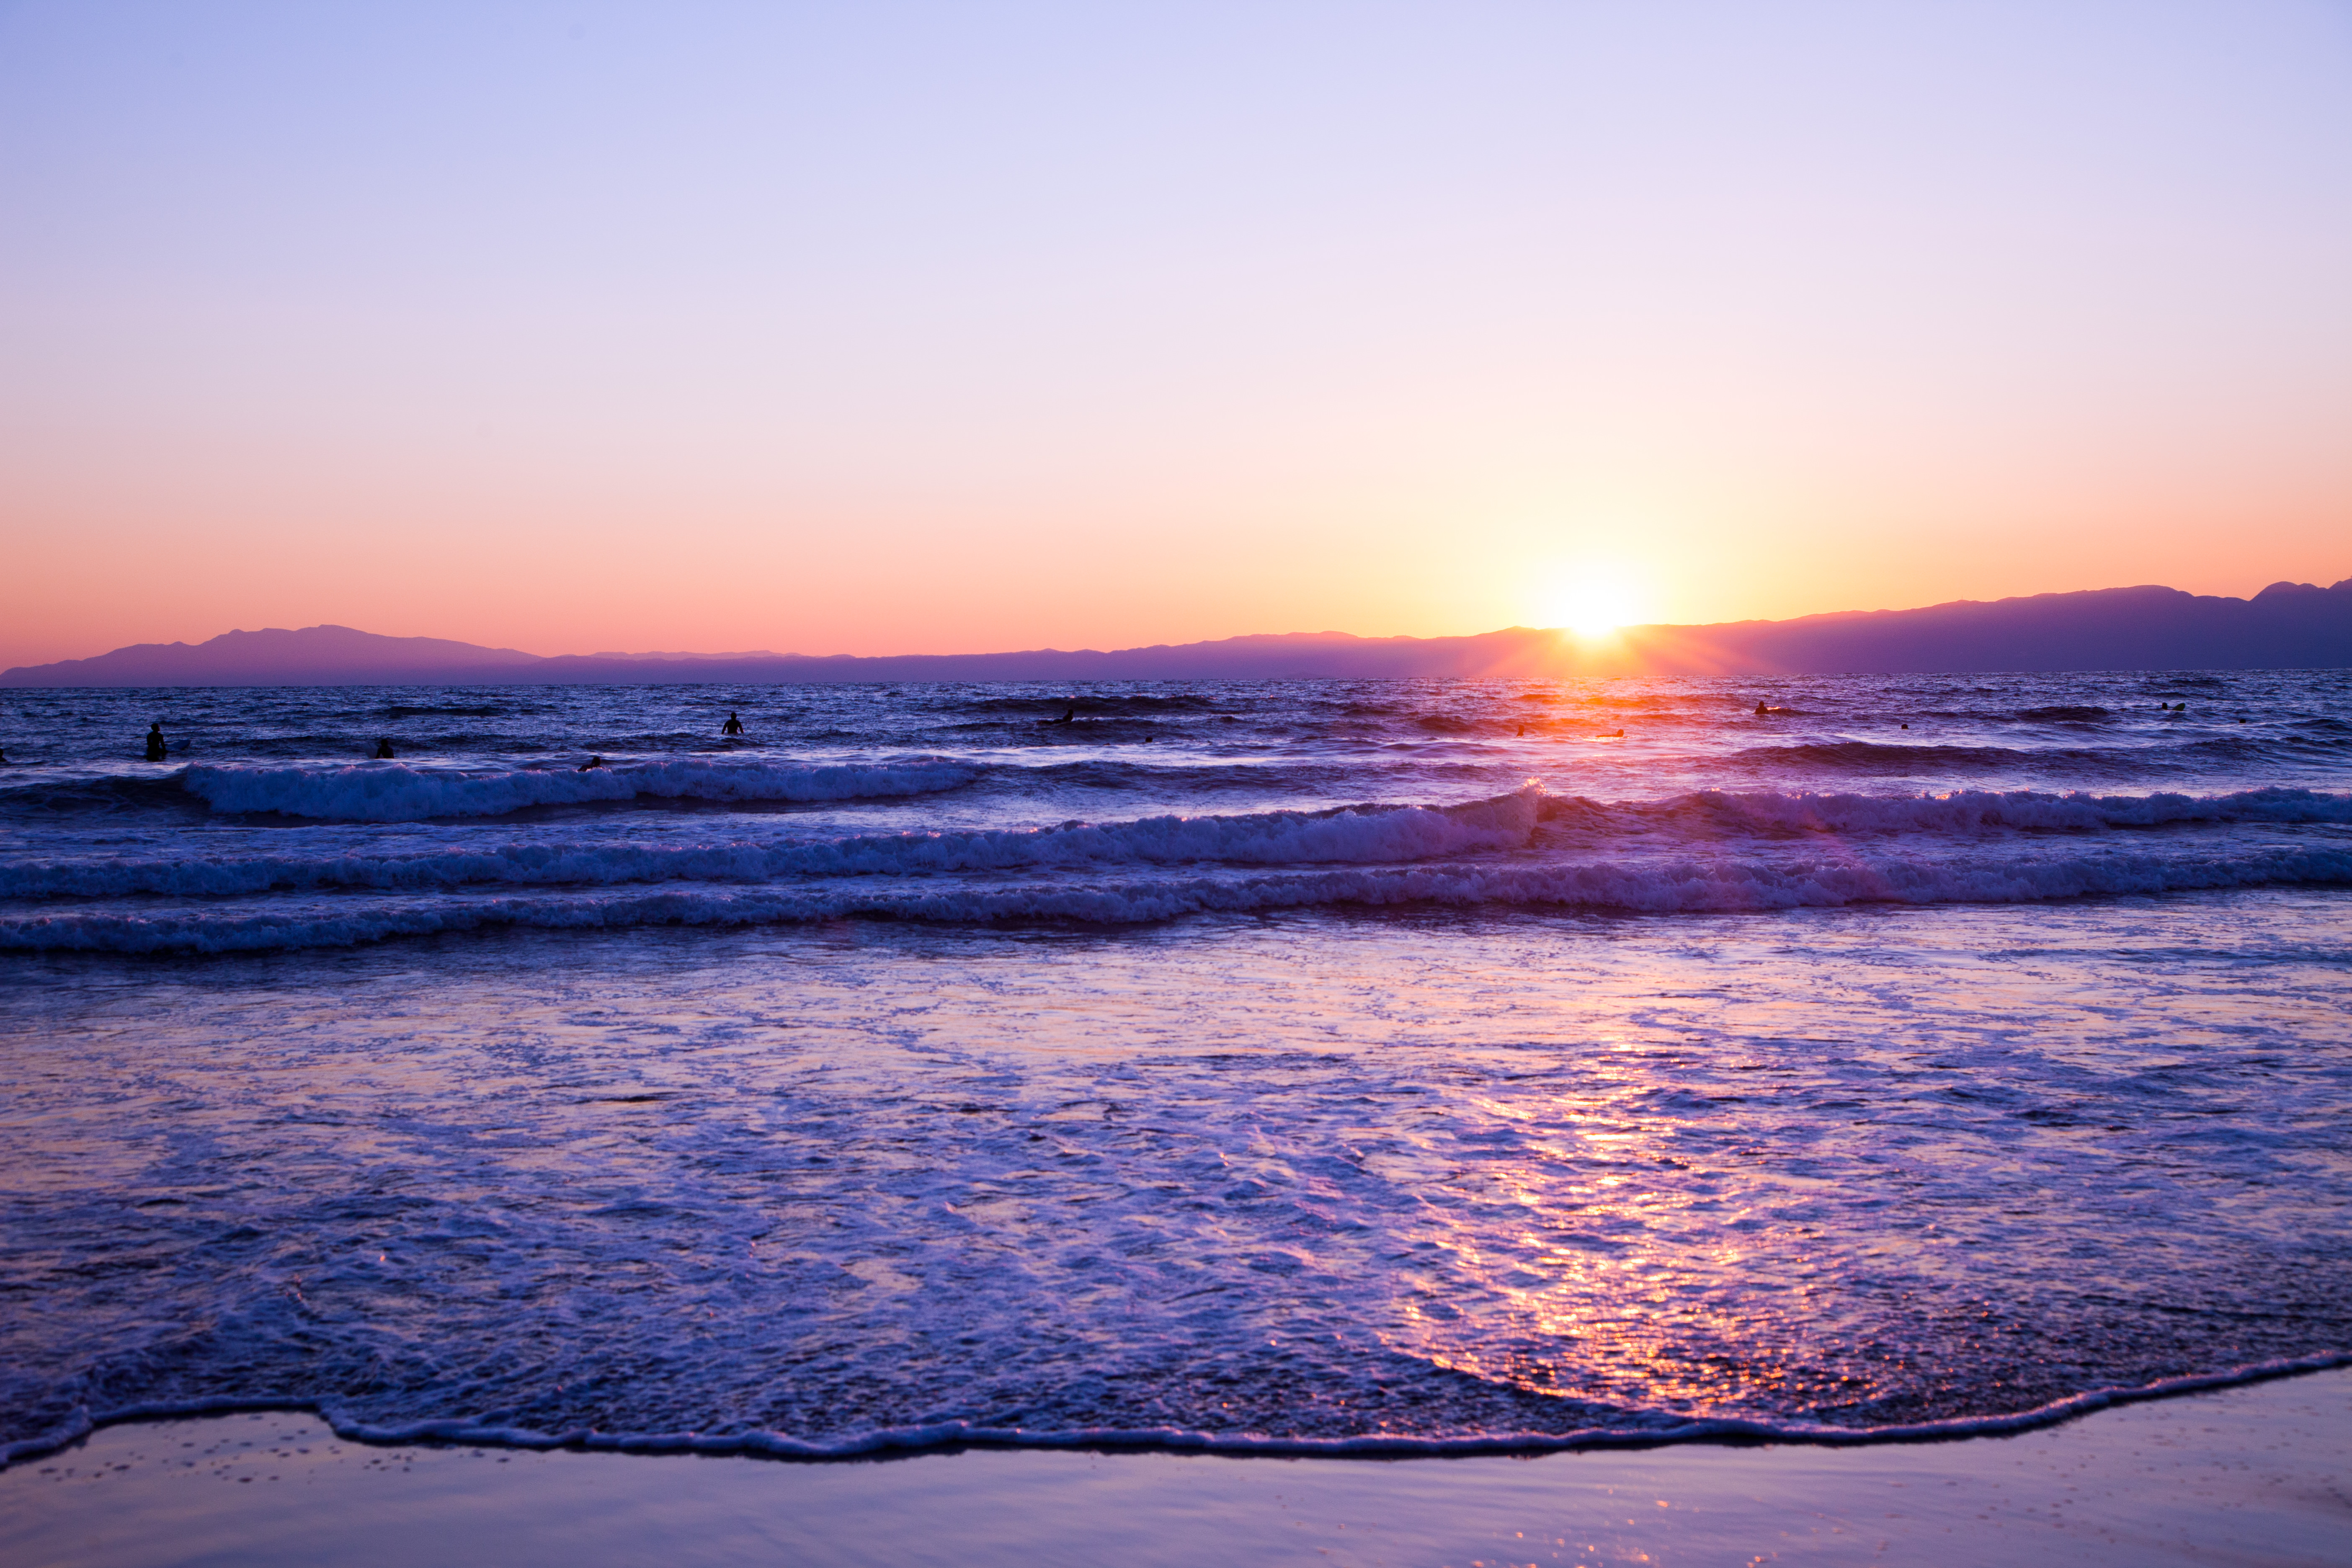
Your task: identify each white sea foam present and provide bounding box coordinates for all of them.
[7,838,2346,951]
[9,1352,2344,1467]
[1617,784,2352,835]
[0,789,1543,898]
[177,756,977,820]
[5,786,2341,904]
[7,672,2351,1460]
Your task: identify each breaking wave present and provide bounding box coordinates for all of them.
[8,1351,2344,1467]
[176,757,979,820]
[0,791,1545,899]
[6,833,2346,954]
[3,785,2347,949]
[1587,784,2352,836]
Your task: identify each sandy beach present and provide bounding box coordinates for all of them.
[5,1367,2345,1567]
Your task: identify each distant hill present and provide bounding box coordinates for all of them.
[5,625,547,687]
[6,580,2349,686]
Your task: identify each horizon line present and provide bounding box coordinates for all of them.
[21,574,2352,672]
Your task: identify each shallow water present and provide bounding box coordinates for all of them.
[10,1373,2351,1568]
[1,672,2347,1457]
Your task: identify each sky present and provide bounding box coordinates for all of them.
[3,1,2349,667]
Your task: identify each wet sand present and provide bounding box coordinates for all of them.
[5,1369,2346,1566]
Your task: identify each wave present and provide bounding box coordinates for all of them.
[0,774,207,821]
[5,787,2344,903]
[1533,692,1685,710]
[1589,784,2352,837]
[0,792,1547,898]
[1735,740,2036,769]
[175,757,980,821]
[8,838,2347,952]
[6,1351,2344,1467]
[959,694,1225,716]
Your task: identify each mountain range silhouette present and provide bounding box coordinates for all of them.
[7,580,2348,686]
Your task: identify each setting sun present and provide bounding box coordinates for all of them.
[1545,569,1652,640]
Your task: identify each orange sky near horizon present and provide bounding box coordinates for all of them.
[3,4,2348,669]
[8,449,2348,667]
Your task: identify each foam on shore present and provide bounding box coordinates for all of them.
[7,1367,2348,1568]
[8,1351,2345,1468]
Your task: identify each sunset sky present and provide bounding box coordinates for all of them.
[4,2,2348,668]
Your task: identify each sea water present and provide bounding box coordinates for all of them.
[2,671,2347,1459]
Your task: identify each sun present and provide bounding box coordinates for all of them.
[1545,571,1650,639]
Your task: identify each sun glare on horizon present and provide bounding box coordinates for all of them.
[1544,569,1653,640]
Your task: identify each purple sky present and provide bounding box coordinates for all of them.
[3,2,2349,663]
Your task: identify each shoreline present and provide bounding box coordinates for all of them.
[9,1349,2352,1469]
[6,1367,2347,1566]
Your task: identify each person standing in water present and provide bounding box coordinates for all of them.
[722,712,744,736]
[145,723,168,761]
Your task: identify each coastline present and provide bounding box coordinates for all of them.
[7,1367,2346,1566]
[12,1349,2349,1467]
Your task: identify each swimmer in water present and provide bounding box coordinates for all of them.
[579,755,607,771]
[722,713,744,736]
[145,722,168,761]
[1754,701,1768,716]
[375,738,396,759]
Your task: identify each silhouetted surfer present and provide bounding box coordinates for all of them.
[579,755,608,771]
[722,713,744,736]
[1043,707,1075,725]
[1754,701,1768,716]
[145,723,168,761]
[375,739,396,759]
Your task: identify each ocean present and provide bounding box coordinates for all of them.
[2,670,2348,1461]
